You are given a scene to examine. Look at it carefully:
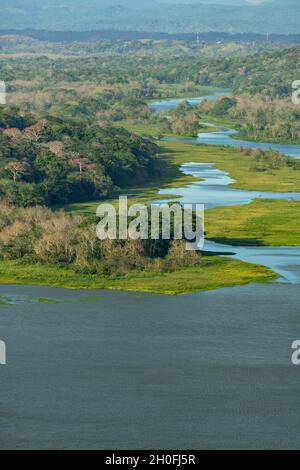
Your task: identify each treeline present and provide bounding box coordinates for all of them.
[0,107,158,207]
[201,95,300,142]
[168,102,199,137]
[0,203,202,276]
[236,147,300,172]
[1,43,299,143]
[2,30,300,44]
[2,44,298,102]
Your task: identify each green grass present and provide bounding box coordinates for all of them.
[0,257,277,296]
[206,199,300,246]
[157,141,300,193]
[151,84,225,100]
[199,115,237,128]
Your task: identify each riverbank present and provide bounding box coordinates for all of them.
[199,115,300,145]
[66,140,300,215]
[0,257,277,295]
[149,84,223,101]
[158,141,300,193]
[206,199,300,246]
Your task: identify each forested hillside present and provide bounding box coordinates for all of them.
[1,40,298,98]
[0,106,158,207]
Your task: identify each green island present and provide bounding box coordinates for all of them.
[0,257,276,296]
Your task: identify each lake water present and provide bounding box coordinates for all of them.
[0,93,300,449]
[1,283,300,450]
[149,89,230,111]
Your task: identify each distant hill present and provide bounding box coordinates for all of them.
[0,0,298,34]
[1,29,300,44]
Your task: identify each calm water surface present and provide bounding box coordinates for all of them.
[149,90,230,111]
[1,283,300,449]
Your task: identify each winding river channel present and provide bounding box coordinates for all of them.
[1,92,300,450]
[151,96,300,284]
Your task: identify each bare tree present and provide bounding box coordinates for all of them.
[24,119,48,142]
[6,161,31,182]
[3,128,24,145]
[68,157,93,174]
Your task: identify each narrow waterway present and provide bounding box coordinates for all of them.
[149,89,230,111]
[151,162,300,283]
[150,95,300,283]
[151,97,300,159]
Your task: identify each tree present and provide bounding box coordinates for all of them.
[5,161,31,182]
[24,119,48,142]
[68,157,93,174]
[35,149,67,178]
[3,128,24,145]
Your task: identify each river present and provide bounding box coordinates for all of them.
[150,96,300,284]
[150,96,300,159]
[0,92,300,449]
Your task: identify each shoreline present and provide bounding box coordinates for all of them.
[0,257,277,296]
